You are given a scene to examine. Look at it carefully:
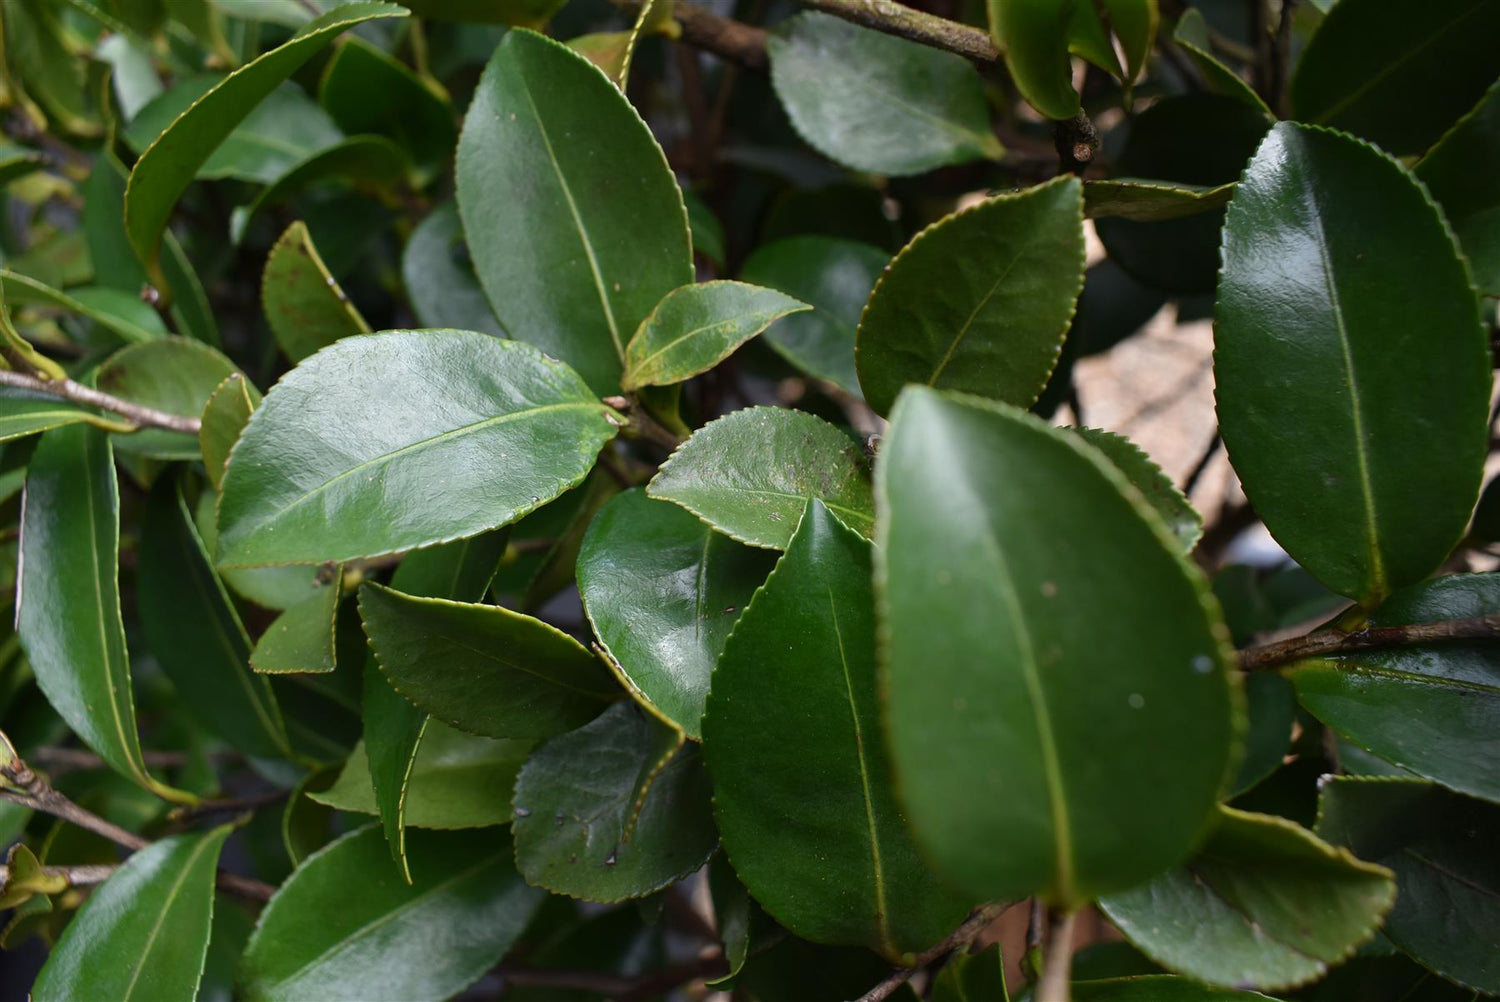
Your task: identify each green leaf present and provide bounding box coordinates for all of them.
[318,36,456,178]
[262,221,370,363]
[1316,777,1500,994]
[1068,0,1156,87]
[0,141,45,187]
[579,489,775,739]
[1,269,166,345]
[622,281,810,390]
[856,176,1085,416]
[1072,428,1201,550]
[1171,9,1273,116]
[987,0,1079,120]
[521,469,619,613]
[32,827,230,1002]
[395,0,565,26]
[1232,673,1297,796]
[199,373,261,491]
[1070,977,1285,1001]
[709,854,757,985]
[216,330,618,567]
[1083,179,1235,221]
[878,388,1236,906]
[139,477,290,759]
[455,29,693,394]
[0,388,103,442]
[124,3,409,289]
[359,582,618,739]
[96,336,241,459]
[240,825,544,1002]
[18,425,189,801]
[314,725,532,829]
[1416,77,1500,298]
[1287,573,1500,804]
[648,406,875,549]
[684,189,725,266]
[738,236,888,394]
[1099,807,1395,991]
[400,202,504,336]
[250,572,343,674]
[767,12,1002,176]
[704,499,970,961]
[567,31,632,79]
[930,943,1010,1002]
[1216,123,1490,605]
[1289,0,1500,155]
[230,136,410,244]
[511,701,718,902]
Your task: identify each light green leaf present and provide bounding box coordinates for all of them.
[199,373,261,491]
[400,203,503,336]
[456,28,693,394]
[32,827,230,1002]
[97,336,241,459]
[1068,0,1157,86]
[262,221,369,363]
[1,269,166,345]
[878,388,1236,906]
[767,12,1002,176]
[704,499,971,961]
[360,582,618,740]
[622,281,810,390]
[0,388,104,443]
[857,175,1084,416]
[250,571,343,674]
[1216,122,1490,605]
[987,0,1079,120]
[239,825,544,1002]
[511,701,718,902]
[1072,428,1201,550]
[1083,179,1235,221]
[1416,77,1500,298]
[216,330,618,567]
[648,406,875,549]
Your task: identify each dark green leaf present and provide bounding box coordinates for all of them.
[262,221,370,363]
[97,336,241,459]
[856,176,1085,416]
[216,330,618,567]
[240,825,544,1001]
[1070,977,1284,1001]
[522,469,619,612]
[395,0,565,25]
[738,236,888,394]
[1083,179,1235,221]
[455,29,693,394]
[987,0,1078,120]
[400,202,504,336]
[579,489,775,739]
[511,701,718,902]
[1067,0,1155,87]
[0,388,103,443]
[1232,673,1297,795]
[930,943,1010,1002]
[622,281,810,390]
[1290,0,1500,155]
[684,188,726,266]
[709,854,757,985]
[1216,123,1489,605]
[1099,807,1395,991]
[1416,77,1500,298]
[1171,9,1273,116]
[250,572,342,674]
[32,827,230,1002]
[230,136,410,243]
[1072,428,1201,550]
[648,406,875,549]
[199,374,260,491]
[318,36,456,178]
[1,269,167,345]
[360,582,618,739]
[879,388,1236,906]
[704,499,970,961]
[1316,777,1500,993]
[767,12,1002,176]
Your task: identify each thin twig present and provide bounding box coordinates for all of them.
[1180,434,1222,498]
[166,789,290,826]
[616,0,768,69]
[604,395,686,452]
[796,0,999,63]
[0,862,117,888]
[0,369,200,434]
[1037,908,1078,1002]
[854,901,1009,1002]
[1237,612,1500,671]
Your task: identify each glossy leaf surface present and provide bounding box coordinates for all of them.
[216,330,617,567]
[262,221,369,363]
[96,336,240,459]
[1073,428,1201,550]
[1216,123,1489,605]
[879,388,1235,906]
[1083,179,1235,221]
[622,281,810,390]
[856,176,1085,416]
[704,500,970,961]
[0,388,100,443]
[987,0,1078,120]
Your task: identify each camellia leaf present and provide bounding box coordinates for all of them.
[360,582,618,740]
[857,175,1085,416]
[1171,9,1272,117]
[1099,807,1395,991]
[96,336,241,459]
[704,499,971,961]
[199,373,261,490]
[31,826,230,1002]
[1068,0,1156,87]
[1072,428,1201,550]
[1289,0,1500,155]
[1071,977,1286,1001]
[400,203,503,336]
[987,0,1079,121]
[230,136,410,243]
[216,330,618,567]
[1316,777,1500,993]
[767,12,1003,176]
[1287,574,1500,804]
[648,406,875,549]
[1,269,166,345]
[930,943,1009,1002]
[262,221,370,363]
[250,571,343,674]
[878,388,1236,906]
[455,29,693,394]
[240,825,544,1002]
[1416,77,1500,298]
[511,701,718,902]
[395,0,565,25]
[0,388,106,443]
[318,36,456,178]
[18,425,191,802]
[1216,122,1490,606]
[124,3,409,290]
[579,489,775,739]
[622,281,810,390]
[1083,179,1235,221]
[139,477,290,759]
[739,236,888,394]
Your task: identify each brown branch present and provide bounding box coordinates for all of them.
[854,901,1009,1002]
[795,0,999,63]
[1053,111,1099,174]
[1237,612,1500,672]
[604,395,687,452]
[0,862,117,888]
[618,0,768,69]
[0,369,201,435]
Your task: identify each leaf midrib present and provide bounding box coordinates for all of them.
[120,835,218,1002]
[927,240,1030,385]
[630,306,802,378]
